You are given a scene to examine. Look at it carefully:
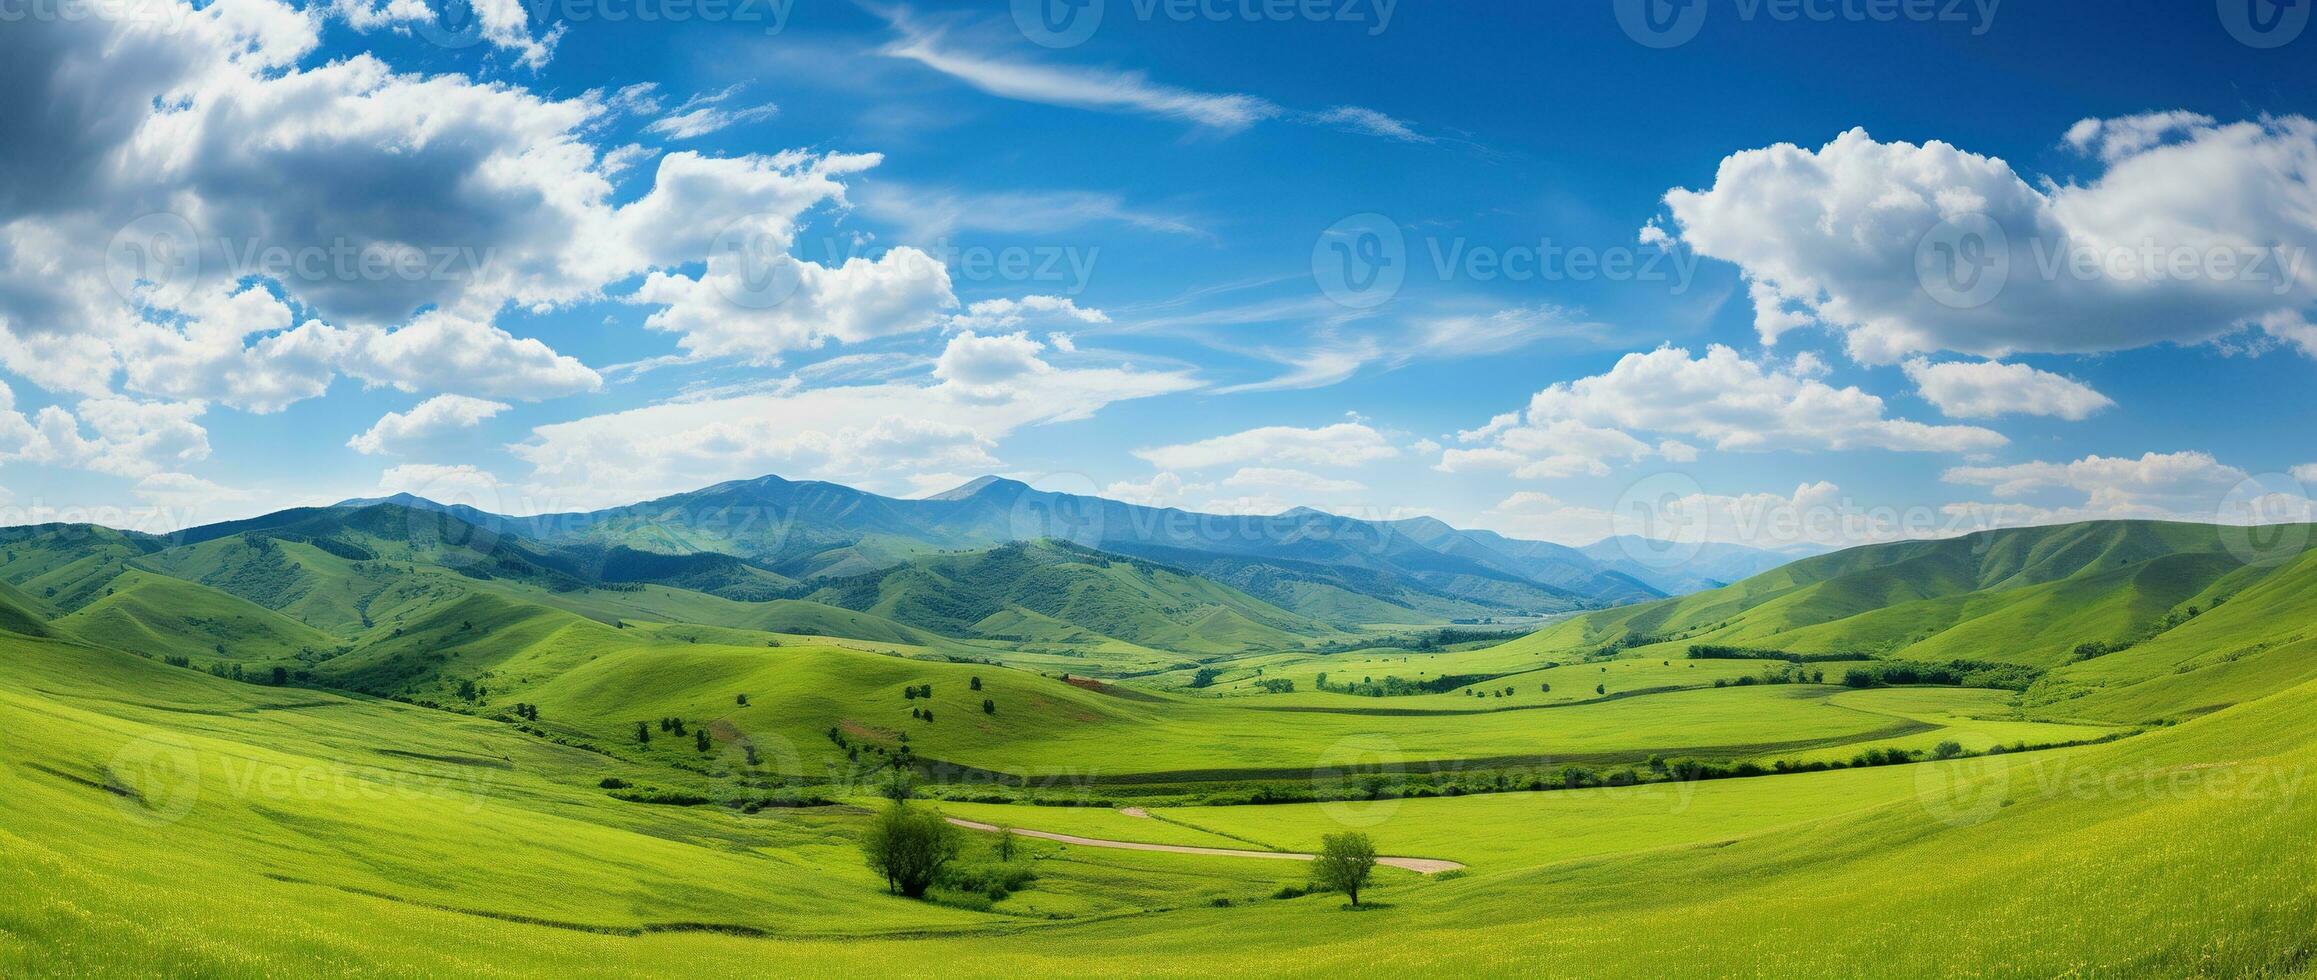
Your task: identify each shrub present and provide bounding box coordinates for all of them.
[862,803,961,898]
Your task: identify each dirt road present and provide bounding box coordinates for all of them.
[943,817,1465,874]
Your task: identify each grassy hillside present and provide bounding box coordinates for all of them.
[5,618,2315,975]
[1503,521,2313,669]
[790,540,1349,655]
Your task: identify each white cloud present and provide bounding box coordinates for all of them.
[1943,450,2245,507]
[643,85,777,140]
[347,394,512,456]
[1439,419,1657,480]
[856,184,1202,241]
[1103,471,1188,508]
[872,10,1421,143]
[943,296,1110,333]
[1133,422,1399,471]
[376,463,510,504]
[932,330,1054,403]
[1901,359,2115,420]
[1658,117,2317,363]
[1451,346,2003,479]
[634,247,957,364]
[512,361,1198,508]
[341,313,601,401]
[134,471,255,508]
[2063,111,2216,163]
[1940,452,2317,532]
[0,385,210,479]
[879,15,1281,131]
[332,0,562,68]
[1307,106,1429,143]
[2293,463,2317,483]
[1220,467,1367,494]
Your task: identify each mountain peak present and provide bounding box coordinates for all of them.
[333,492,443,510]
[926,475,1033,501]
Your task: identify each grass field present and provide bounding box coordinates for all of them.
[3,515,2314,975]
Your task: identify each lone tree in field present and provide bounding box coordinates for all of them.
[861,802,960,898]
[1314,832,1378,907]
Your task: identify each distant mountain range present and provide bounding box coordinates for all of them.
[344,473,1813,624]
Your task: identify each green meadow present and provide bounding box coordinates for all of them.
[3,514,2314,975]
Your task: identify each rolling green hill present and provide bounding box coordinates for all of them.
[789,540,1350,654]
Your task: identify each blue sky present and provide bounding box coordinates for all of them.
[5,0,2316,549]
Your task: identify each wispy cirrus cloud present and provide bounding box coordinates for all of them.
[872,7,1421,141]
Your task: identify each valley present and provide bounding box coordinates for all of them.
[4,481,2313,975]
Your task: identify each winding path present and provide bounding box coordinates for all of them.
[943,817,1466,874]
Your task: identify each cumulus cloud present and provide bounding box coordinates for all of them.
[0,384,209,479]
[0,11,977,423]
[1133,422,1400,471]
[1901,359,2115,420]
[347,395,513,456]
[1657,117,2317,363]
[943,296,1110,333]
[1449,346,2003,480]
[1943,450,2249,510]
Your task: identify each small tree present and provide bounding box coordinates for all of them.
[736,693,749,706]
[861,802,960,898]
[1314,832,1378,907]
[969,676,982,691]
[695,728,711,753]
[982,698,996,715]
[995,826,1018,862]
[634,721,650,745]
